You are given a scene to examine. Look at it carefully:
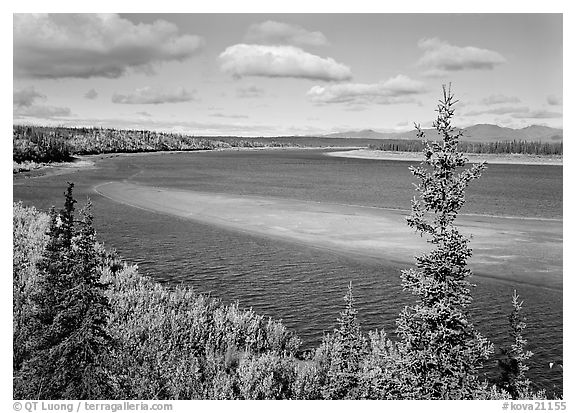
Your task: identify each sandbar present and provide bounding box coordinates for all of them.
[95,182,562,290]
[326,149,563,166]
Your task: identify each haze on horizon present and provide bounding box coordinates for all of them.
[13,13,563,137]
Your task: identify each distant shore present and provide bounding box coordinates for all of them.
[326,149,563,166]
[12,146,313,178]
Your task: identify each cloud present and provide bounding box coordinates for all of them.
[112,87,197,104]
[245,20,328,47]
[84,88,98,100]
[464,106,562,119]
[14,13,204,79]
[417,38,505,76]
[511,109,562,119]
[44,115,279,137]
[481,94,520,105]
[13,86,72,119]
[13,86,45,107]
[209,113,249,119]
[547,94,563,106]
[306,75,427,105]
[236,85,266,98]
[15,105,72,118]
[219,44,352,81]
[464,106,531,116]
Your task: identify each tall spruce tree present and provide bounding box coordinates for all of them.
[324,282,366,399]
[394,85,493,399]
[497,290,533,399]
[20,183,113,399]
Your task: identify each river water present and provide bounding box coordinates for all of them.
[13,149,563,394]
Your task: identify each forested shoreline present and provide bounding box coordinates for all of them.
[368,139,562,155]
[12,125,296,165]
[13,125,562,170]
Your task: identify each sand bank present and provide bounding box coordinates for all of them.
[95,182,562,289]
[13,157,97,180]
[326,149,563,166]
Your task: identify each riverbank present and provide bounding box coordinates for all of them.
[13,146,335,179]
[326,149,563,165]
[14,146,562,181]
[95,181,562,290]
[12,157,97,179]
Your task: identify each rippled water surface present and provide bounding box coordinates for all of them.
[13,149,563,394]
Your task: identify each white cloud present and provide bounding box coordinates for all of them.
[481,94,520,105]
[236,85,266,98]
[14,14,203,79]
[209,113,250,119]
[13,86,45,107]
[464,106,562,120]
[511,109,562,119]
[464,106,530,116]
[306,75,427,105]
[15,105,72,119]
[547,95,563,106]
[245,20,328,47]
[219,44,352,81]
[43,115,279,137]
[417,38,505,76]
[84,88,98,100]
[112,87,197,104]
[13,86,72,119]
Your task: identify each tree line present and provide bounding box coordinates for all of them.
[13,125,295,164]
[12,88,561,400]
[368,139,562,156]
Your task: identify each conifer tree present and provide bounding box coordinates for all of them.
[497,290,533,399]
[32,183,76,336]
[395,85,493,399]
[324,282,366,399]
[21,184,113,399]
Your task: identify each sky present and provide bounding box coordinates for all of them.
[12,13,563,136]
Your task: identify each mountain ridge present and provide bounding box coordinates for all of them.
[322,124,563,143]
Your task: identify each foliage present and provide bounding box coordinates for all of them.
[13,125,295,164]
[394,85,494,399]
[368,139,562,156]
[497,290,534,399]
[321,282,367,399]
[102,264,301,399]
[13,203,49,372]
[15,184,113,399]
[237,353,298,399]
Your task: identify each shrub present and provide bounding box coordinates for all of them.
[497,290,534,399]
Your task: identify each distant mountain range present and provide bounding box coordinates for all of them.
[322,124,563,143]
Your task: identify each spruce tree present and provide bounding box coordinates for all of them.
[20,184,113,399]
[497,290,533,399]
[394,85,493,399]
[324,282,366,399]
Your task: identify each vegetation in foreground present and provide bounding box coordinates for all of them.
[13,87,559,399]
